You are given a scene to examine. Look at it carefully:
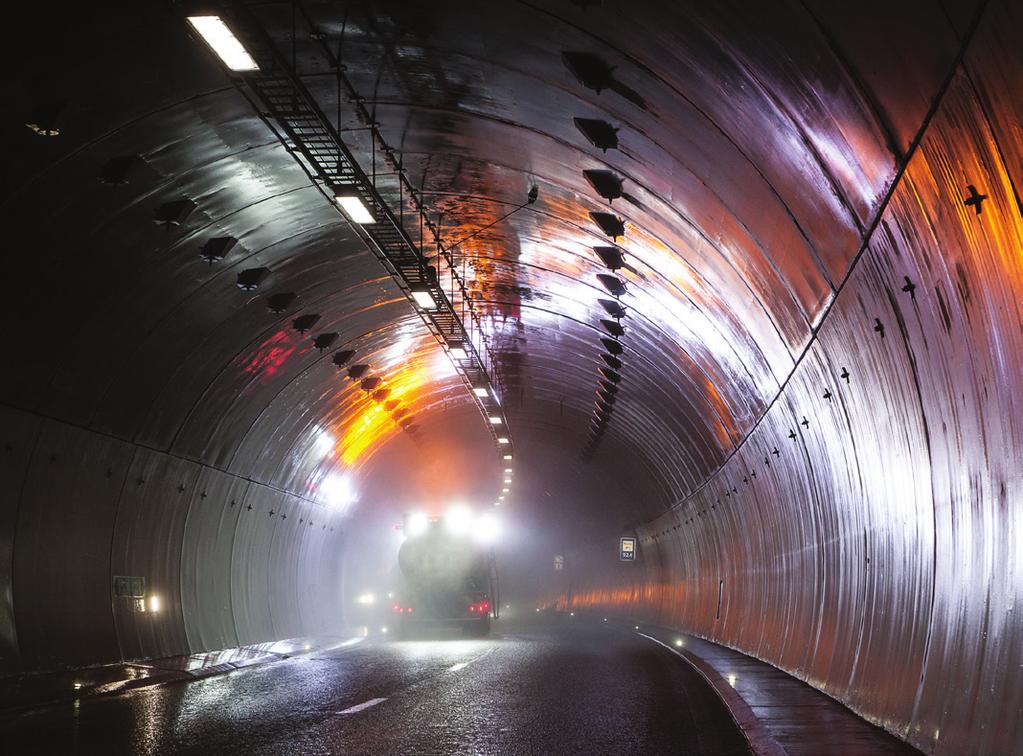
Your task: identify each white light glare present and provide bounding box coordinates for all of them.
[503,454,512,460]
[320,472,356,510]
[356,593,376,605]
[411,288,438,309]
[407,512,429,537]
[447,343,468,360]
[313,427,336,458]
[475,513,500,544]
[497,437,509,444]
[445,505,473,535]
[489,416,502,425]
[502,488,509,493]
[472,387,488,397]
[335,192,375,224]
[504,468,512,473]
[187,16,259,71]
[148,595,161,613]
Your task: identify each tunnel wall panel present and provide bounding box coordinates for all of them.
[12,420,131,669]
[110,450,198,661]
[0,407,346,674]
[0,406,41,675]
[559,41,1023,756]
[180,467,245,653]
[266,495,309,640]
[231,485,284,646]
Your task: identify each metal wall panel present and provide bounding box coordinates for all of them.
[0,406,41,675]
[0,5,1018,753]
[560,46,1023,755]
[179,467,247,653]
[0,406,346,672]
[12,420,132,669]
[110,449,198,661]
[230,485,283,645]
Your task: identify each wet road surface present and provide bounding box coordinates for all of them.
[0,618,750,755]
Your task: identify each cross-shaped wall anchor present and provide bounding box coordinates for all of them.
[963,184,987,215]
[901,276,917,299]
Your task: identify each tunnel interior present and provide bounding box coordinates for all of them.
[1,1,1021,754]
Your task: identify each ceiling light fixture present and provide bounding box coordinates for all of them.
[187,16,259,71]
[489,416,503,425]
[410,285,438,310]
[498,437,510,444]
[446,340,468,360]
[332,185,375,224]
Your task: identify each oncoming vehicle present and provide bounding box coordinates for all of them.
[394,509,499,637]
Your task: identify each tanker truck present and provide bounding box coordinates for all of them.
[393,509,498,638]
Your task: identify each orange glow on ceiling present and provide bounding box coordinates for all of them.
[338,346,449,467]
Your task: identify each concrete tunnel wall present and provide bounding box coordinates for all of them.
[557,10,1023,755]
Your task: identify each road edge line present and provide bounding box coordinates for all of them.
[637,632,787,756]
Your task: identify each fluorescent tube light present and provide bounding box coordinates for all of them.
[187,16,259,72]
[410,286,438,309]
[446,341,468,360]
[332,186,375,224]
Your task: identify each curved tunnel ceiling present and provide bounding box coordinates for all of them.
[3,1,972,524]
[6,1,1023,751]
[251,0,964,520]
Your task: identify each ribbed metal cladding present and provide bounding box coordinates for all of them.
[543,3,1023,753]
[2,2,1021,754]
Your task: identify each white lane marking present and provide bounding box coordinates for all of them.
[338,697,387,714]
[448,647,496,673]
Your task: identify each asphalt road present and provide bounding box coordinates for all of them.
[0,617,750,755]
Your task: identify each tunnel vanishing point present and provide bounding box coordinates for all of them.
[2,1,1022,754]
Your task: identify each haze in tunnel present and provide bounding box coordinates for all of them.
[1,0,1021,754]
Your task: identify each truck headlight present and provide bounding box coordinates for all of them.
[445,505,472,535]
[406,512,429,537]
[475,513,500,544]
